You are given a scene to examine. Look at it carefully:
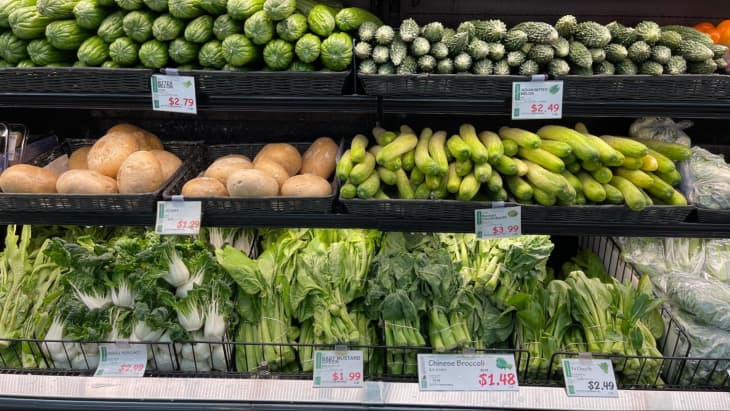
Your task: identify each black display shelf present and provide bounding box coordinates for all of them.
[2,210,730,237]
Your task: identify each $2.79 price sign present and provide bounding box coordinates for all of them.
[475,206,522,239]
[155,201,202,235]
[313,350,363,388]
[150,74,197,114]
[562,358,618,398]
[94,343,147,378]
[418,354,519,391]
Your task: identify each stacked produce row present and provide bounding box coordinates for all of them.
[0,0,380,70]
[338,119,690,211]
[0,224,697,387]
[356,16,729,75]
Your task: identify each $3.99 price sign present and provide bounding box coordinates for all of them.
[475,206,522,239]
[562,358,619,398]
[313,350,363,388]
[511,80,563,120]
[155,201,202,235]
[150,74,197,114]
[418,354,519,391]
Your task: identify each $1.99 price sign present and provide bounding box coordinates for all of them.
[155,201,202,235]
[475,206,521,239]
[511,80,563,120]
[151,74,197,114]
[418,354,519,391]
[94,343,147,377]
[313,350,363,388]
[562,358,619,398]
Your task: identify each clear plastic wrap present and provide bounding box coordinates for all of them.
[665,273,730,331]
[614,237,668,280]
[703,239,730,283]
[680,146,730,210]
[663,238,706,275]
[628,117,693,146]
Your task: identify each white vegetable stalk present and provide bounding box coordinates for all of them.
[204,300,226,340]
[70,283,111,310]
[175,267,205,298]
[164,249,191,287]
[177,300,205,332]
[132,320,164,342]
[110,281,136,308]
[233,229,257,257]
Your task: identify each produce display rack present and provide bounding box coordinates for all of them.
[2,0,730,409]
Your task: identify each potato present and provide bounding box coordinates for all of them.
[0,164,58,193]
[116,151,164,193]
[301,137,338,179]
[87,131,141,177]
[254,143,302,176]
[254,158,289,187]
[68,146,91,170]
[181,177,228,197]
[107,123,163,150]
[150,150,183,182]
[56,169,118,194]
[227,168,279,197]
[280,174,332,197]
[204,154,253,185]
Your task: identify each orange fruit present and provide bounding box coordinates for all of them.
[719,27,730,45]
[708,29,721,43]
[717,19,730,32]
[694,22,716,33]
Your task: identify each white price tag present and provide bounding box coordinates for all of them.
[151,74,197,114]
[562,358,618,398]
[475,206,521,239]
[94,343,147,377]
[511,80,563,120]
[418,354,519,391]
[313,350,364,388]
[155,201,202,235]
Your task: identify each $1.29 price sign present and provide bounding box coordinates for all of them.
[418,354,519,391]
[475,206,521,239]
[150,74,197,114]
[511,80,563,120]
[313,350,363,388]
[155,201,202,235]
[94,343,147,377]
[562,358,618,398]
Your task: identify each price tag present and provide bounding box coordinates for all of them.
[313,350,363,388]
[418,354,519,391]
[475,206,521,239]
[150,74,197,114]
[155,201,202,235]
[511,80,563,120]
[562,358,618,398]
[94,343,147,377]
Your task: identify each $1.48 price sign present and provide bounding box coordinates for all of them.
[313,350,363,388]
[94,344,147,378]
[150,74,197,114]
[475,206,522,239]
[418,354,519,391]
[562,358,619,398]
[511,80,563,120]
[155,201,202,235]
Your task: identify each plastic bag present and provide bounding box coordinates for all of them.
[703,239,730,283]
[680,146,730,209]
[663,237,706,275]
[614,237,669,289]
[664,273,730,331]
[628,117,693,146]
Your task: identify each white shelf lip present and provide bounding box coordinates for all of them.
[0,375,728,410]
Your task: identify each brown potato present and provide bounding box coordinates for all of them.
[68,146,91,170]
[116,151,164,193]
[254,143,302,176]
[150,150,183,182]
[204,154,253,185]
[181,177,228,197]
[107,123,162,150]
[254,158,289,187]
[87,131,141,178]
[226,168,279,197]
[56,169,118,194]
[0,164,58,193]
[280,174,331,197]
[301,137,338,179]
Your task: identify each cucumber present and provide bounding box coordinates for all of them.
[349,152,376,184]
[523,160,570,195]
[591,167,613,184]
[401,150,415,171]
[499,126,541,149]
[537,125,600,162]
[350,134,369,162]
[455,158,473,177]
[540,140,573,158]
[640,154,658,172]
[581,159,602,172]
[425,173,441,190]
[602,183,624,204]
[632,138,691,161]
[494,155,518,175]
[415,127,440,175]
[377,133,418,165]
[645,172,674,201]
[356,172,381,199]
[502,139,519,156]
[512,158,528,176]
[375,129,397,146]
[560,170,583,192]
[575,191,587,205]
[395,169,414,199]
[577,171,607,202]
[457,173,480,201]
[600,135,649,158]
[566,161,581,173]
[518,147,565,173]
[335,149,353,180]
[382,157,402,171]
[339,182,357,198]
[584,134,625,166]
[487,171,503,192]
[648,148,676,174]
[428,130,449,175]
[374,189,390,199]
[414,182,430,199]
[656,169,682,186]
[410,167,425,185]
[479,130,503,164]
[621,156,643,170]
[610,175,647,211]
[484,187,509,201]
[459,123,489,164]
[532,186,557,206]
[377,167,397,185]
[668,189,688,205]
[616,167,653,188]
[446,163,462,193]
[474,162,492,183]
[506,175,533,201]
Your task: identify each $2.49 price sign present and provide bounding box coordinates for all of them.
[475,206,522,239]
[562,358,618,398]
[313,350,363,388]
[150,74,197,114]
[155,201,202,235]
[418,354,519,391]
[512,80,563,120]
